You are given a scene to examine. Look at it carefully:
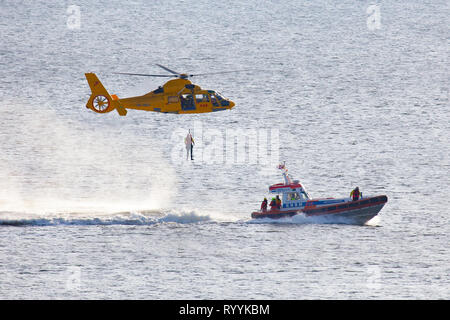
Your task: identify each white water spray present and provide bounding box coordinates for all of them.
[0,98,177,215]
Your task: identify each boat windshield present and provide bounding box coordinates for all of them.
[301,190,310,200]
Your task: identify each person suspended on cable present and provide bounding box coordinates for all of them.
[185,130,195,160]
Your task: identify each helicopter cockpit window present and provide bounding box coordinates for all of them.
[195,94,209,103]
[210,94,219,107]
[214,93,229,107]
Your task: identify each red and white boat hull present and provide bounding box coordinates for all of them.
[251,195,388,225]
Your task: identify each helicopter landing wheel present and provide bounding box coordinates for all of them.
[92,95,110,113]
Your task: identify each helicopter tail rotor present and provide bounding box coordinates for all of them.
[85,73,127,116]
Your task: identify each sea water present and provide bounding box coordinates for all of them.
[0,0,448,299]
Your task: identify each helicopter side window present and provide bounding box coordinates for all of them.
[195,94,209,103]
[167,96,179,104]
[181,94,193,101]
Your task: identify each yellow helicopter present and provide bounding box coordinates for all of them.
[85,64,237,116]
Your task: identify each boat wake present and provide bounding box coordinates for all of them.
[0,208,380,227]
[0,209,215,227]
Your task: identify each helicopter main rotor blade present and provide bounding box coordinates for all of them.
[115,67,254,79]
[114,72,177,78]
[155,64,181,76]
[189,69,253,77]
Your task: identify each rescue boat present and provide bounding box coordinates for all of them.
[251,163,388,225]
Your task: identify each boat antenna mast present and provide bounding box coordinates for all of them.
[278,161,293,185]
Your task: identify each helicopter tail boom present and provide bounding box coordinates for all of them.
[85,73,127,116]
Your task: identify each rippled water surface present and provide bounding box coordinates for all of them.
[0,0,448,299]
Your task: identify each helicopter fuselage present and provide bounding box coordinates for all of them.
[85,74,235,115]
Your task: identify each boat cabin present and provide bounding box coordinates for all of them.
[269,181,310,209]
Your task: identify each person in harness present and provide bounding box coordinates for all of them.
[185,130,195,160]
[260,198,268,212]
[350,187,361,201]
